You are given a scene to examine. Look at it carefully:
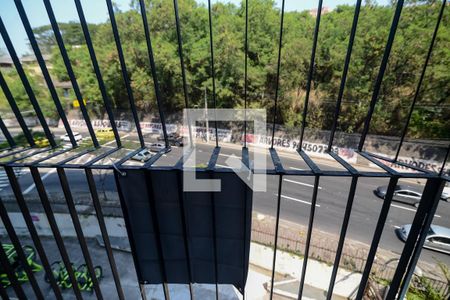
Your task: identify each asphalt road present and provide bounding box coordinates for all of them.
[1,134,449,268]
[195,143,450,267]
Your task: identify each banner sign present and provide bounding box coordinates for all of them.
[60,119,132,131]
[115,169,252,290]
[245,134,357,164]
[139,122,178,134]
[180,126,232,142]
[370,154,449,175]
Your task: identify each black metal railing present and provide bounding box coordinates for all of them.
[0,0,448,299]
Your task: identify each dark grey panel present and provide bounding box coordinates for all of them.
[115,169,252,290]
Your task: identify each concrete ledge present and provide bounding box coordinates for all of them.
[250,243,361,299]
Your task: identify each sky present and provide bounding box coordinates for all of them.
[0,0,389,56]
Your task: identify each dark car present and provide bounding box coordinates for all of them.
[396,224,450,255]
[157,133,183,146]
[374,185,422,207]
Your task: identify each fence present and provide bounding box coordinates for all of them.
[0,0,449,299]
[251,228,449,296]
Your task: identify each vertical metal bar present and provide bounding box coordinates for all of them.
[29,166,83,300]
[270,0,285,149]
[355,176,399,299]
[327,0,362,151]
[85,168,125,300]
[43,0,99,148]
[241,147,250,300]
[113,171,146,293]
[386,178,444,299]
[397,178,445,299]
[105,0,145,148]
[206,148,220,300]
[4,166,60,300]
[269,175,283,299]
[207,0,219,147]
[0,71,34,146]
[0,18,56,147]
[144,171,170,300]
[140,284,148,300]
[358,0,404,151]
[0,234,27,299]
[439,144,449,176]
[0,278,9,300]
[270,148,284,173]
[0,116,15,148]
[211,192,219,300]
[212,191,219,300]
[394,0,446,162]
[0,199,44,299]
[56,168,104,299]
[297,175,320,299]
[139,0,169,148]
[326,176,358,299]
[299,0,323,149]
[14,0,76,148]
[175,168,194,299]
[173,0,193,145]
[243,0,248,149]
[73,0,121,147]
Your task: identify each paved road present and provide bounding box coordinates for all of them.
[195,143,450,267]
[1,135,449,268]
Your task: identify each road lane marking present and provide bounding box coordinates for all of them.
[390,204,441,218]
[289,167,304,171]
[219,153,242,158]
[103,134,130,146]
[275,193,320,207]
[23,168,57,195]
[283,178,322,190]
[216,164,233,169]
[0,169,23,192]
[73,155,86,165]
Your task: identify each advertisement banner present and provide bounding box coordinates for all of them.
[245,134,357,164]
[139,122,178,134]
[61,119,131,131]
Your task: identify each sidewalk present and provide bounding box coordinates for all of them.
[1,235,358,300]
[248,243,361,300]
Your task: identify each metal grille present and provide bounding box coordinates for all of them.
[0,0,449,299]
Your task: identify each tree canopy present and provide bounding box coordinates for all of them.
[0,0,448,139]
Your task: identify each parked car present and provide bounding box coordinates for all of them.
[95,128,115,139]
[442,184,450,202]
[61,132,83,143]
[396,224,450,255]
[374,185,422,207]
[149,143,165,153]
[157,133,183,146]
[131,149,153,162]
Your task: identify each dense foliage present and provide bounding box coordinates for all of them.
[0,0,448,139]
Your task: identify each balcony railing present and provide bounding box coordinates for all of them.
[0,0,449,299]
